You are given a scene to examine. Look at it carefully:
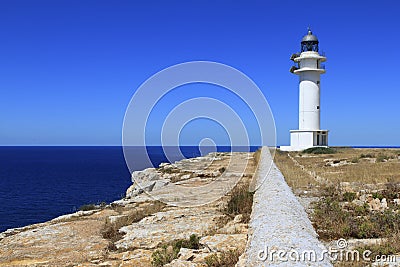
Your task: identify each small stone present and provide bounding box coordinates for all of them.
[233,214,243,224]
[368,198,381,211]
[381,198,388,210]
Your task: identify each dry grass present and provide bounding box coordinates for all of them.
[275,148,400,187]
[204,249,242,267]
[224,184,254,223]
[295,148,400,184]
[253,148,261,168]
[274,150,318,189]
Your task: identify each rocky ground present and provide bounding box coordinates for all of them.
[0,151,256,267]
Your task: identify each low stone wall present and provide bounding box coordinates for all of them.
[239,147,332,266]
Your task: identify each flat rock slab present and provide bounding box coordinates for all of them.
[239,147,332,267]
[116,207,227,250]
[0,219,109,266]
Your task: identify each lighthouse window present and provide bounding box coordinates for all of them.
[317,106,320,109]
[317,81,320,84]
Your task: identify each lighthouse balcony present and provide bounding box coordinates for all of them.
[293,51,326,62]
[293,67,326,74]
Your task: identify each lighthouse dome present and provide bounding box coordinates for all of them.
[301,29,318,43]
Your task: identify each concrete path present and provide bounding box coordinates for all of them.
[239,147,333,266]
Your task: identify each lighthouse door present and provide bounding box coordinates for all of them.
[322,134,327,146]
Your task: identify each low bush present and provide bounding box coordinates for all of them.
[376,154,386,162]
[302,147,336,154]
[360,153,375,158]
[151,234,201,267]
[350,157,359,163]
[342,192,357,202]
[371,192,384,200]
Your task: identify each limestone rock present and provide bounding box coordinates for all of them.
[218,215,248,235]
[199,234,247,253]
[164,259,204,267]
[131,168,160,183]
[125,181,156,198]
[126,179,170,198]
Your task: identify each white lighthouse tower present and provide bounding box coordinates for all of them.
[281,29,329,151]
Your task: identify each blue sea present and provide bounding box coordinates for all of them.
[0,146,258,232]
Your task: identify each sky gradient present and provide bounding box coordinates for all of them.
[1,0,399,146]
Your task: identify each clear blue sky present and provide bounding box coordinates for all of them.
[1,0,399,146]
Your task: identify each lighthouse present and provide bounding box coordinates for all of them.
[281,29,329,151]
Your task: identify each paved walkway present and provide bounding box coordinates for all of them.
[239,147,333,266]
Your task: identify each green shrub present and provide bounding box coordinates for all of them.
[151,234,201,267]
[371,192,384,200]
[79,201,107,211]
[376,154,388,162]
[79,204,97,211]
[358,220,376,238]
[350,157,359,163]
[302,147,336,154]
[342,192,357,202]
[353,203,369,216]
[360,153,375,158]
[152,244,179,267]
[313,197,349,239]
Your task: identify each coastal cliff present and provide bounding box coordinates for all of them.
[0,152,257,266]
